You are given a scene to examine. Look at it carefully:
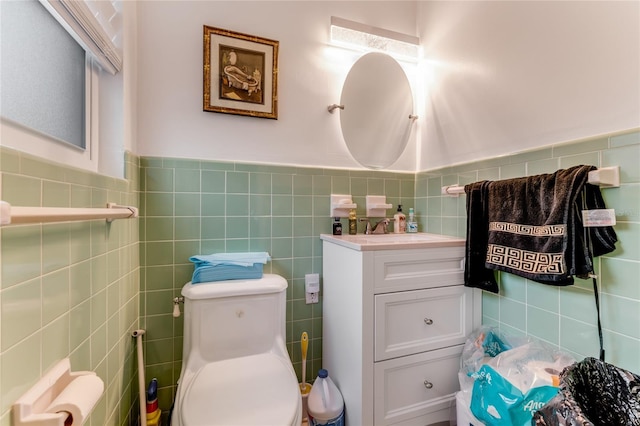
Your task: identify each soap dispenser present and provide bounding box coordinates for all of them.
[393,205,406,233]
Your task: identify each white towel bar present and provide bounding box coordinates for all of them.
[441,166,620,196]
[0,201,138,226]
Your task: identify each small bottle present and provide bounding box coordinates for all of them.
[348,209,357,235]
[407,208,418,233]
[332,217,342,235]
[393,205,406,233]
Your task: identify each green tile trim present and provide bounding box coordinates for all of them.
[552,137,609,157]
[0,147,21,173]
[610,131,640,148]
[163,158,202,169]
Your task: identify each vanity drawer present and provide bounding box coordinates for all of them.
[374,345,462,426]
[373,246,464,294]
[374,286,472,361]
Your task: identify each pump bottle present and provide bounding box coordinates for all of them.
[393,205,406,233]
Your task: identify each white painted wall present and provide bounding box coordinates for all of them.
[417,1,640,171]
[135,1,419,171]
[137,1,640,172]
[123,0,138,157]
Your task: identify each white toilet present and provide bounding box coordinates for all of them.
[171,274,302,426]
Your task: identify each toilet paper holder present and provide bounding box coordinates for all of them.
[12,358,104,426]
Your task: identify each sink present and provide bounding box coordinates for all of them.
[351,233,450,243]
[320,232,465,251]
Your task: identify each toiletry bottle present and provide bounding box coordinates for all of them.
[393,205,406,233]
[332,217,342,235]
[146,378,161,426]
[407,208,418,233]
[348,209,357,235]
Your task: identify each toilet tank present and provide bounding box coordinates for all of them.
[181,274,288,364]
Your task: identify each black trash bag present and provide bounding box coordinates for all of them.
[532,357,640,426]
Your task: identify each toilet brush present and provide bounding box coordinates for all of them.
[301,332,308,386]
[300,332,312,421]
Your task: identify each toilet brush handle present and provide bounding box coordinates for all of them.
[301,332,308,383]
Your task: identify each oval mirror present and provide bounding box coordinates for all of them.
[339,52,414,169]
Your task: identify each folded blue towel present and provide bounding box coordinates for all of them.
[189,252,271,267]
[191,263,264,283]
[189,252,270,284]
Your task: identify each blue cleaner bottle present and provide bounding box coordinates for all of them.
[146,378,161,426]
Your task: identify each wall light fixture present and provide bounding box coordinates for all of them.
[330,16,420,62]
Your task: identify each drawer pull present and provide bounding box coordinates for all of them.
[424,318,434,325]
[423,380,433,389]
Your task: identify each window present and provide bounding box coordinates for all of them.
[1,0,87,149]
[0,0,122,172]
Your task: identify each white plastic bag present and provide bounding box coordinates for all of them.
[459,327,575,426]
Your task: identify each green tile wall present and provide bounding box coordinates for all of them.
[2,128,638,426]
[0,147,140,426]
[416,129,640,374]
[138,159,416,412]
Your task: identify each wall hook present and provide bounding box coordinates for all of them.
[328,104,345,113]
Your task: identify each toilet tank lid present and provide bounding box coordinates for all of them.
[182,274,287,299]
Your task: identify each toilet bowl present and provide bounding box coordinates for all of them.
[171,274,302,426]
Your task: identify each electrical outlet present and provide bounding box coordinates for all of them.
[306,292,319,304]
[305,273,320,304]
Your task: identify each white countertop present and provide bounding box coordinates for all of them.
[320,232,465,251]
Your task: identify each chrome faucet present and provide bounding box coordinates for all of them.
[371,218,391,234]
[359,218,392,234]
[359,217,372,234]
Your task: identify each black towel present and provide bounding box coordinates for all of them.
[464,181,499,293]
[464,165,617,291]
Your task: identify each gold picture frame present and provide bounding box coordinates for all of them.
[203,25,279,119]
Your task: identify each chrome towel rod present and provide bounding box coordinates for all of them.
[441,166,620,196]
[0,201,138,226]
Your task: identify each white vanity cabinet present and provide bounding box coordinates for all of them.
[320,234,481,426]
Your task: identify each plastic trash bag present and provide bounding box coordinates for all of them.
[458,326,575,426]
[459,326,528,395]
[471,364,559,426]
[532,357,640,426]
[460,327,522,377]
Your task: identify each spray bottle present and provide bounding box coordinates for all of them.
[407,208,418,233]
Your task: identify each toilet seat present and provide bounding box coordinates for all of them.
[180,353,301,426]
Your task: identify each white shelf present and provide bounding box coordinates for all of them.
[366,195,392,217]
[330,194,357,217]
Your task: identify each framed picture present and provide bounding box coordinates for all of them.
[203,25,279,119]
